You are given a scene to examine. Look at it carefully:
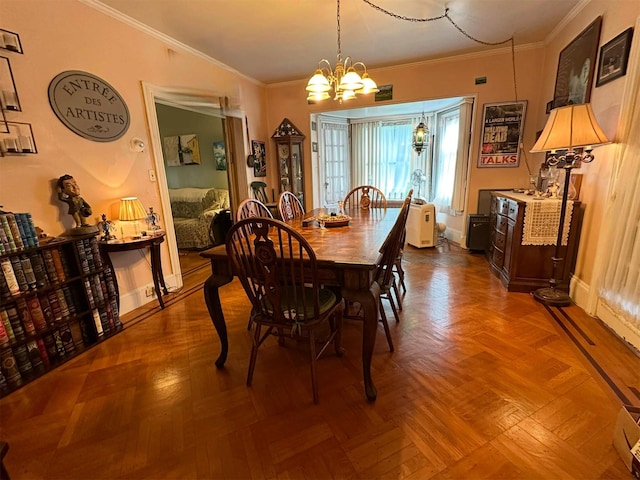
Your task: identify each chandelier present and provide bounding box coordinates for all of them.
[412,113,429,155]
[306,0,378,103]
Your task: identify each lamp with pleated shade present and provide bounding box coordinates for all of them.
[119,197,147,237]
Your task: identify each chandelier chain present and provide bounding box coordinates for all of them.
[337,0,341,57]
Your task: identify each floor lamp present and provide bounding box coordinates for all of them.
[529,104,610,306]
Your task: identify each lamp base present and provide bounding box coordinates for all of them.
[532,287,572,306]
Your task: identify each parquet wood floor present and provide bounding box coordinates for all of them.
[1,244,639,479]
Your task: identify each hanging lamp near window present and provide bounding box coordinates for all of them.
[412,113,429,155]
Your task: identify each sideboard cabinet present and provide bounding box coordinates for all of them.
[0,233,121,397]
[487,191,583,293]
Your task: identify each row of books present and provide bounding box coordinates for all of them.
[0,245,73,299]
[0,212,39,254]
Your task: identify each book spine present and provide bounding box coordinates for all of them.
[0,307,15,342]
[52,329,66,358]
[61,285,76,315]
[38,294,55,327]
[58,323,75,354]
[55,288,71,319]
[13,214,28,249]
[5,213,24,250]
[36,338,50,367]
[89,237,103,268]
[41,333,58,364]
[12,343,33,379]
[0,310,9,347]
[26,296,48,332]
[26,339,44,374]
[5,305,25,340]
[0,218,9,254]
[47,291,63,322]
[92,309,104,337]
[20,254,37,290]
[15,298,37,336]
[1,258,21,296]
[1,348,23,387]
[0,214,17,252]
[41,249,59,283]
[29,251,49,288]
[10,255,29,293]
[24,213,39,248]
[0,263,12,300]
[50,249,67,281]
[17,214,37,248]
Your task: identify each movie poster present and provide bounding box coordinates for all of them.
[478,101,527,168]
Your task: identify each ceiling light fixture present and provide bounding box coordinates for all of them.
[306,0,378,103]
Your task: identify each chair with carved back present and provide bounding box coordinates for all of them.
[373,190,413,352]
[250,181,269,204]
[278,191,305,222]
[236,198,273,222]
[226,217,344,404]
[343,185,387,210]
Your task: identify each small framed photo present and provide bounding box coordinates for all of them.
[312,142,318,152]
[596,27,634,87]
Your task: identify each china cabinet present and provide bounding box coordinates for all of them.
[272,118,305,205]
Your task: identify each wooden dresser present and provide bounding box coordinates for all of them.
[487,191,583,293]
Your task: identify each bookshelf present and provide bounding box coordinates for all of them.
[0,212,122,397]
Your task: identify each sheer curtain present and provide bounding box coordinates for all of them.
[596,18,640,343]
[350,116,428,200]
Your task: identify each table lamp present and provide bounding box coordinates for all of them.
[119,197,148,237]
[530,103,610,306]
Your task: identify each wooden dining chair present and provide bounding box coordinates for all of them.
[250,181,269,204]
[236,198,273,222]
[226,217,344,404]
[278,191,305,221]
[343,185,387,210]
[374,191,413,352]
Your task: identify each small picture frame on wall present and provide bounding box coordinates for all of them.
[312,142,318,152]
[251,140,266,177]
[596,27,634,87]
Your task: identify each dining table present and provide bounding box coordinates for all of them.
[200,206,401,402]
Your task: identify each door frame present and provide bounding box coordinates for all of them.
[141,83,246,284]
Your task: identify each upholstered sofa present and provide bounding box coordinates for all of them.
[168,187,230,250]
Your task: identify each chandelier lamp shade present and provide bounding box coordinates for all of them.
[306,0,378,103]
[412,113,429,155]
[529,103,610,306]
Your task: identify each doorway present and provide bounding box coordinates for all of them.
[141,83,246,286]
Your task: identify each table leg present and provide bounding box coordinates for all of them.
[203,273,233,367]
[343,281,380,402]
[149,243,165,309]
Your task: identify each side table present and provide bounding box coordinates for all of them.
[99,232,169,309]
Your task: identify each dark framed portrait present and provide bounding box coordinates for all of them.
[596,27,634,87]
[251,140,266,177]
[552,17,602,108]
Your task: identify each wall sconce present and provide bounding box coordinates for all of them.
[412,113,429,155]
[130,137,145,152]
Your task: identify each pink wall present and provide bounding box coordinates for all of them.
[0,0,268,309]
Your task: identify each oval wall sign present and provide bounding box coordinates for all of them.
[48,70,130,142]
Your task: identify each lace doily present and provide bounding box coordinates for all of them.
[522,198,573,246]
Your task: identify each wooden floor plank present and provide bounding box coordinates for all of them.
[0,245,637,479]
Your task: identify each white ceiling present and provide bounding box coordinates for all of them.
[89,0,583,85]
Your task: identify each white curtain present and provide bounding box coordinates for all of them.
[350,116,428,200]
[597,19,640,336]
[430,98,473,213]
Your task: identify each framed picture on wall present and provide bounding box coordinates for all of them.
[251,140,266,177]
[163,134,201,166]
[213,141,226,170]
[596,27,634,87]
[552,16,602,108]
[478,100,527,168]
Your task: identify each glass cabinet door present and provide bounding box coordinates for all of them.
[291,143,303,202]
